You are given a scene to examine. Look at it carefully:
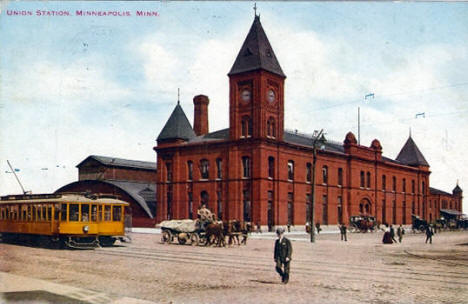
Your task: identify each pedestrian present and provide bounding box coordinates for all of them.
[315,222,321,234]
[340,224,347,241]
[287,223,291,233]
[397,225,405,243]
[382,224,393,244]
[390,225,397,243]
[274,227,292,284]
[425,225,433,244]
[257,222,262,233]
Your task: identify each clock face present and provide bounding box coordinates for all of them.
[267,89,276,103]
[241,89,251,102]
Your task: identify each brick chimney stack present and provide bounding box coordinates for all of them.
[193,95,209,136]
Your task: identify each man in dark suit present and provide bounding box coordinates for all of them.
[274,227,292,284]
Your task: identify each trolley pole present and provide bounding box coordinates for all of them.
[310,130,325,243]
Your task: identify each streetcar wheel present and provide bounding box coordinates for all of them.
[190,233,199,246]
[161,230,172,244]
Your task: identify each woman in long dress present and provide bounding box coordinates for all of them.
[382,224,393,244]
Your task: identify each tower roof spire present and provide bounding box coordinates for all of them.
[228,14,285,77]
[396,136,429,167]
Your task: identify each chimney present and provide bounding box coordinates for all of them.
[193,95,209,136]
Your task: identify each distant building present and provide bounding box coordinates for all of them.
[428,184,463,222]
[154,15,463,228]
[56,155,157,227]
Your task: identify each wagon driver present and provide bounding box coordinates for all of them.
[197,203,213,230]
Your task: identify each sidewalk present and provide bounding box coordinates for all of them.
[0,272,156,304]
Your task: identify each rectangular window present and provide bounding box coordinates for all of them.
[61,204,67,221]
[47,205,52,221]
[113,205,122,221]
[306,194,311,223]
[243,190,251,222]
[216,159,222,179]
[217,191,222,220]
[337,196,343,224]
[306,163,312,183]
[402,178,406,193]
[188,192,193,219]
[382,200,386,224]
[81,204,90,222]
[382,175,386,191]
[268,157,275,179]
[166,162,172,182]
[98,205,103,221]
[322,195,328,225]
[338,168,343,186]
[70,204,79,221]
[392,200,396,224]
[287,192,294,225]
[402,201,406,224]
[411,180,415,193]
[104,205,111,221]
[268,191,274,230]
[91,205,98,222]
[288,161,294,181]
[392,176,396,192]
[242,157,251,178]
[360,171,365,188]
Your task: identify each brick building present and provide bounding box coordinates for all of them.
[428,184,464,222]
[153,15,463,228]
[56,155,157,227]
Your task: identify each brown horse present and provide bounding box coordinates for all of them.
[205,222,225,247]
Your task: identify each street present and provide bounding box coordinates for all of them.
[1,230,467,304]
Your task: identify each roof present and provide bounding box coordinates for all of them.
[430,187,452,196]
[228,15,285,77]
[55,180,156,219]
[395,136,429,167]
[0,193,129,205]
[453,184,462,193]
[440,209,463,216]
[157,103,196,141]
[77,155,156,171]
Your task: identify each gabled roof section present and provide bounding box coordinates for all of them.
[77,155,156,170]
[430,187,452,196]
[228,15,285,78]
[396,136,429,167]
[157,103,196,141]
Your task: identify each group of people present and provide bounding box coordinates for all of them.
[382,224,405,244]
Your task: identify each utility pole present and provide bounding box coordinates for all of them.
[310,129,326,243]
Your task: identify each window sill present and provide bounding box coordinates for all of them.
[199,178,209,181]
[337,185,342,188]
[215,178,222,181]
[268,177,273,180]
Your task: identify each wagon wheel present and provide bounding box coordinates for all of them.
[198,233,207,246]
[190,233,199,246]
[161,230,173,244]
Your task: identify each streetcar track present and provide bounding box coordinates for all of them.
[93,248,468,287]
[101,245,468,278]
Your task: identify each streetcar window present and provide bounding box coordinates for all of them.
[27,206,31,221]
[22,206,27,221]
[41,205,46,221]
[31,206,36,221]
[81,204,89,222]
[47,205,52,221]
[98,205,102,221]
[0,208,3,220]
[91,205,97,222]
[61,204,67,221]
[104,205,111,221]
[112,206,122,221]
[70,204,79,221]
[54,205,60,221]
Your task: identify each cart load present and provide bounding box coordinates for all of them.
[158,219,206,245]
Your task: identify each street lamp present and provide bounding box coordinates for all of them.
[310,130,326,243]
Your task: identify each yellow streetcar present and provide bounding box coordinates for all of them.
[0,193,129,248]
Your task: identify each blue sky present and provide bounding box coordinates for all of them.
[1,1,467,212]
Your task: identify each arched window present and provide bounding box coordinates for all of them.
[268,157,275,179]
[322,166,328,184]
[241,116,252,138]
[242,156,251,178]
[187,161,193,181]
[306,163,312,183]
[267,117,276,138]
[200,191,209,207]
[288,160,294,181]
[200,159,209,179]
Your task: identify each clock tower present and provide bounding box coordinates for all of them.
[228,15,286,141]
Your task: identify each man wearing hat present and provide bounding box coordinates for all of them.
[274,227,292,284]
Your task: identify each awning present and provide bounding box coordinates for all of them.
[440,209,463,216]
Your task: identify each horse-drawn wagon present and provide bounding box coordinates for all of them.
[411,214,427,232]
[159,219,207,245]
